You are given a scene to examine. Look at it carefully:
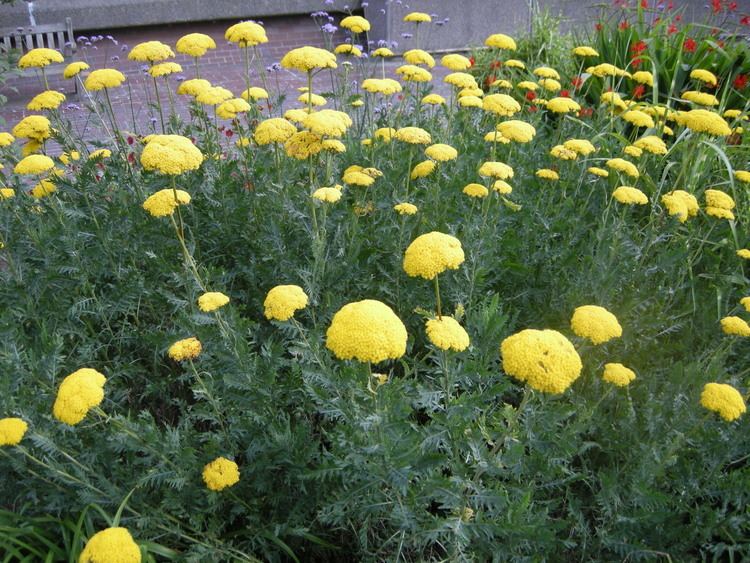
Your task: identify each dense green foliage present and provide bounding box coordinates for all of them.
[1,5,750,562]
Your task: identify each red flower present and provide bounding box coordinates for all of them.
[225,129,234,138]
[579,107,594,118]
[633,84,646,99]
[126,136,134,145]
[572,76,584,89]
[640,0,648,7]
[490,60,502,69]
[734,74,749,89]
[468,56,475,67]
[560,90,570,98]
[667,0,674,8]
[528,105,538,113]
[683,37,697,52]
[675,14,682,21]
[596,22,603,31]
[484,75,496,87]
[619,20,630,30]
[741,15,750,25]
[525,90,537,101]
[631,57,642,69]
[127,152,135,163]
[631,40,647,54]
[729,2,737,10]
[668,24,678,34]
[712,0,722,13]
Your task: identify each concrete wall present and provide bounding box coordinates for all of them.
[0,0,360,30]
[0,0,736,51]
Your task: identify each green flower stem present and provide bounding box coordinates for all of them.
[169,211,207,292]
[194,56,200,79]
[12,445,108,496]
[188,358,228,437]
[434,275,443,319]
[151,73,166,133]
[103,87,126,150]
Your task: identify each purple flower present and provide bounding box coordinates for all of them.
[106,35,113,40]
[377,39,388,47]
[390,40,399,48]
[84,41,92,47]
[65,103,81,111]
[76,35,88,43]
[111,55,120,61]
[141,64,150,73]
[324,0,334,4]
[321,23,338,33]
[380,8,386,13]
[401,32,413,39]
[362,1,369,6]
[120,44,129,51]
[311,10,329,17]
[176,75,186,81]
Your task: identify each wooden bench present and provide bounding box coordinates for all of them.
[0,17,78,93]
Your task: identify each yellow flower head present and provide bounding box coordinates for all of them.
[501,329,582,394]
[85,69,126,91]
[550,145,578,161]
[128,41,174,63]
[303,109,352,138]
[479,161,514,179]
[700,382,746,421]
[689,68,718,86]
[285,131,323,159]
[216,98,252,119]
[459,95,483,108]
[741,297,750,313]
[573,46,599,57]
[142,188,191,217]
[18,48,64,69]
[704,188,735,221]
[297,92,327,107]
[394,202,418,215]
[52,368,106,425]
[533,66,560,80]
[497,120,536,143]
[403,49,435,68]
[362,78,402,96]
[63,61,89,79]
[588,167,609,178]
[734,170,750,184]
[606,158,639,178]
[441,54,471,71]
[31,178,57,198]
[720,316,750,337]
[410,159,436,179]
[149,62,183,78]
[493,180,512,194]
[196,86,233,106]
[27,90,66,111]
[676,109,731,136]
[176,33,216,57]
[516,81,538,91]
[264,285,308,321]
[0,132,14,146]
[202,457,240,491]
[326,300,408,363]
[396,126,431,145]
[505,59,526,69]
[602,363,636,387]
[89,148,111,160]
[539,78,561,92]
[482,94,521,117]
[334,44,362,57]
[631,71,654,86]
[254,118,297,145]
[0,418,28,446]
[403,232,465,280]
[485,33,516,50]
[80,527,141,563]
[444,72,477,89]
[141,135,204,175]
[313,187,342,203]
[421,93,446,105]
[396,64,432,82]
[281,46,337,72]
[168,337,202,362]
[613,186,648,205]
[536,168,559,181]
[241,86,269,101]
[12,115,51,141]
[372,47,394,58]
[562,139,596,156]
[14,154,55,175]
[737,249,750,260]
[622,110,655,128]
[570,305,622,344]
[177,78,212,97]
[404,12,432,23]
[225,21,268,46]
[634,135,667,155]
[546,97,581,114]
[426,316,470,352]
[340,15,371,33]
[661,190,698,222]
[463,183,489,198]
[425,143,457,162]
[198,292,230,312]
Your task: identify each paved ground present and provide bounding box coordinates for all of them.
[0,14,450,142]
